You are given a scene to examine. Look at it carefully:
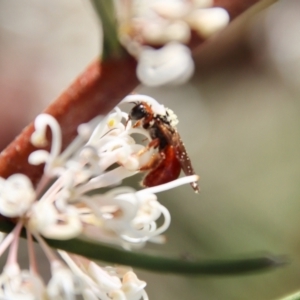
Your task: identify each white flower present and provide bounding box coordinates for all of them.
[116,271,147,300]
[140,20,191,45]
[186,7,230,38]
[30,113,62,174]
[137,42,194,86]
[81,174,198,248]
[80,187,170,247]
[0,263,46,300]
[29,114,104,178]
[26,94,198,247]
[58,252,112,300]
[0,93,200,300]
[47,261,82,300]
[116,0,230,86]
[88,262,122,292]
[59,251,148,300]
[151,0,191,19]
[29,107,149,193]
[0,174,35,217]
[28,200,82,240]
[118,0,229,41]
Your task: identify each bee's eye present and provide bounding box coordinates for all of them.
[130,104,147,120]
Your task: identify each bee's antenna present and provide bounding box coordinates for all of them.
[125,115,131,129]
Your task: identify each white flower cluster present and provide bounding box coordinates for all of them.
[116,0,230,86]
[0,94,198,299]
[0,226,148,300]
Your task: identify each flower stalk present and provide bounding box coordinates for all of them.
[45,238,287,276]
[91,0,124,60]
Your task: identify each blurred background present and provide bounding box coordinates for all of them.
[1,0,300,299]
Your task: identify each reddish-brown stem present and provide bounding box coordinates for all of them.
[0,56,138,186]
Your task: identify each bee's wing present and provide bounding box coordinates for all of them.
[156,120,199,191]
[155,121,191,172]
[172,131,195,176]
[174,134,200,192]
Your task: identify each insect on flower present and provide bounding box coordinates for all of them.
[128,101,199,193]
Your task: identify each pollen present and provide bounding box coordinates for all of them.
[166,108,179,127]
[107,118,116,128]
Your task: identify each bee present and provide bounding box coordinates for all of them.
[129,101,199,193]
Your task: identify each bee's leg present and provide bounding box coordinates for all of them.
[144,114,154,126]
[132,120,142,128]
[148,138,160,148]
[140,152,164,171]
[125,116,131,128]
[135,138,160,157]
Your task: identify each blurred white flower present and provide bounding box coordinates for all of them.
[28,200,83,240]
[47,260,82,300]
[140,20,191,45]
[137,42,194,86]
[59,251,148,300]
[186,7,230,38]
[118,271,147,300]
[0,263,46,300]
[80,187,171,247]
[116,0,229,86]
[88,262,122,292]
[0,174,35,218]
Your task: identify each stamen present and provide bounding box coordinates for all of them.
[137,175,199,195]
[74,167,138,196]
[31,114,62,174]
[26,230,39,275]
[0,221,22,258]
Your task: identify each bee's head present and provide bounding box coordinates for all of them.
[129,102,151,120]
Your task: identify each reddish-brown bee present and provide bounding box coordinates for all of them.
[129,101,199,193]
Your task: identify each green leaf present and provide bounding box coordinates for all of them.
[46,237,287,275]
[0,219,287,276]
